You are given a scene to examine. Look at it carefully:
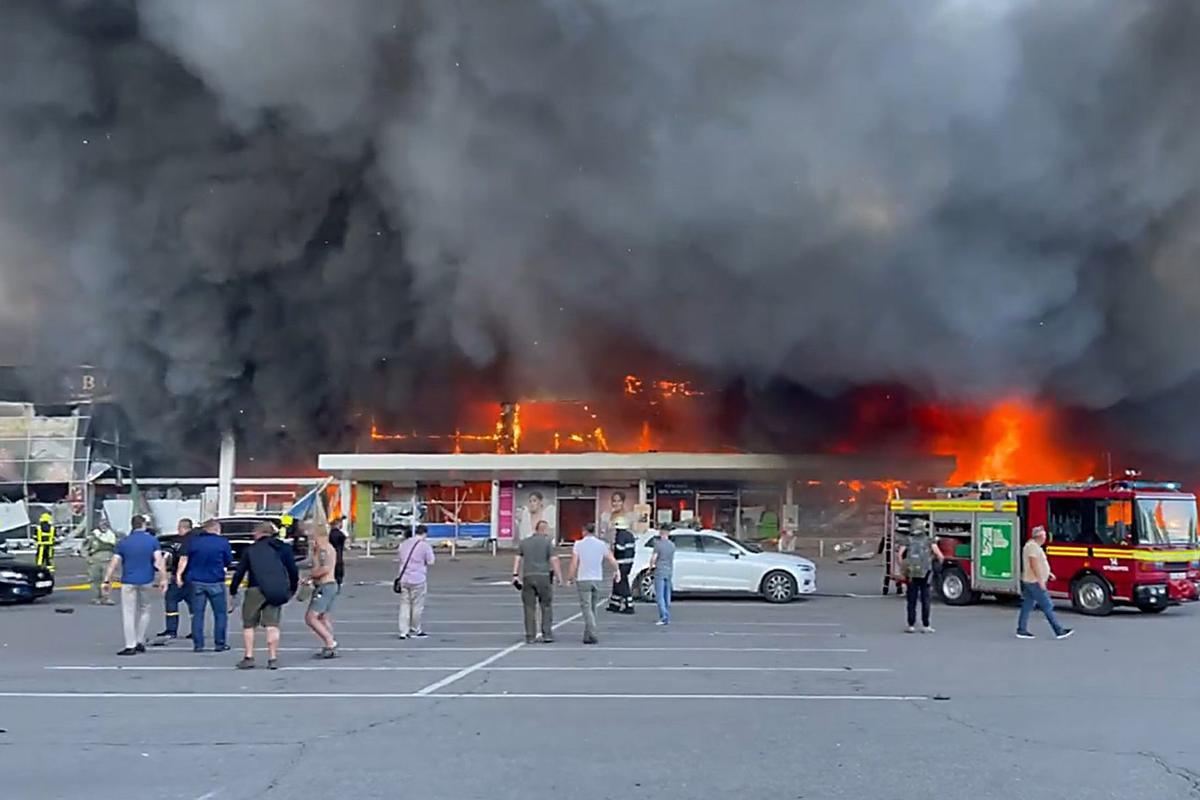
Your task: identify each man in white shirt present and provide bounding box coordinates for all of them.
[568,522,619,645]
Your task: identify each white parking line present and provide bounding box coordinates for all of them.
[135,646,507,653]
[413,610,585,696]
[137,646,867,654]
[0,692,926,701]
[46,665,890,673]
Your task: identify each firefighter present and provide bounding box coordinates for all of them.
[84,518,118,604]
[279,514,294,543]
[35,512,56,573]
[607,516,636,614]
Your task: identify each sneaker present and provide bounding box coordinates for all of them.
[153,630,172,639]
[101,599,116,606]
[150,638,168,647]
[235,657,255,670]
[904,626,916,633]
[1016,631,1036,639]
[193,647,205,653]
[116,648,138,656]
[397,633,408,640]
[542,636,555,643]
[267,658,279,670]
[184,633,193,640]
[582,636,598,645]
[134,643,146,653]
[214,644,230,652]
[655,620,668,626]
[525,637,536,644]
[921,626,935,634]
[414,630,428,638]
[321,648,338,659]
[1055,629,1074,640]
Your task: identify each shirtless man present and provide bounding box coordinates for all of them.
[303,525,340,658]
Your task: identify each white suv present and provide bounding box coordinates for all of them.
[631,530,817,603]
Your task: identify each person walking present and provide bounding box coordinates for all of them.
[513,519,562,643]
[229,522,299,670]
[898,519,944,633]
[304,525,340,657]
[648,527,676,626]
[1017,525,1074,640]
[102,515,167,656]
[396,525,436,640]
[155,518,196,642]
[175,519,232,653]
[568,523,620,644]
[83,518,117,605]
[606,517,636,614]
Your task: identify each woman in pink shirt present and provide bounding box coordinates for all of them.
[397,525,436,640]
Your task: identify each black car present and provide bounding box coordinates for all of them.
[158,515,310,566]
[0,556,54,603]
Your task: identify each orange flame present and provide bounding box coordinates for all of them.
[935,401,1095,484]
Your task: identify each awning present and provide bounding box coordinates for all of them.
[316,452,955,485]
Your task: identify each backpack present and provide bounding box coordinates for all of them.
[247,539,292,606]
[903,535,934,579]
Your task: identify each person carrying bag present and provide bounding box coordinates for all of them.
[394,525,435,640]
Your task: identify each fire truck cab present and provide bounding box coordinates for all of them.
[885,480,1200,616]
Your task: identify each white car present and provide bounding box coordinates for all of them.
[631,529,817,603]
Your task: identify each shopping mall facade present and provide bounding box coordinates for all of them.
[317,451,955,547]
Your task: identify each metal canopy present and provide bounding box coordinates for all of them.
[316,452,955,484]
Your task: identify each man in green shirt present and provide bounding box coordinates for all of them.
[513,520,562,643]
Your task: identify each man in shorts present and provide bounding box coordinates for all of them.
[304,525,340,658]
[229,521,298,670]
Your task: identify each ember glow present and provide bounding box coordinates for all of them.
[370,374,715,454]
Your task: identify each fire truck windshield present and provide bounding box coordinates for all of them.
[1135,498,1198,546]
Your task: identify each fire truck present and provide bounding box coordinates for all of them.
[883,479,1200,615]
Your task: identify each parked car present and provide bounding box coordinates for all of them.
[631,529,817,603]
[0,555,54,603]
[157,515,310,566]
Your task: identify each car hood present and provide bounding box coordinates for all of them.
[0,558,50,577]
[750,552,816,570]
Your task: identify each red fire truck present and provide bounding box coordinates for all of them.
[884,479,1200,615]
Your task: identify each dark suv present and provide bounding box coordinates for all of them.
[158,515,309,566]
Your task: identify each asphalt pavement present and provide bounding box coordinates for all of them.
[2,552,1200,799]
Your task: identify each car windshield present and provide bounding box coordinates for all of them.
[1136,499,1198,546]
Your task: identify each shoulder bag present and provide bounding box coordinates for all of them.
[392,540,420,594]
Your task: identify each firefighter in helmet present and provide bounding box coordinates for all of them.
[607,516,636,614]
[35,512,56,573]
[279,514,294,542]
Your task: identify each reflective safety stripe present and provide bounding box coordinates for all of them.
[889,500,1018,512]
[1045,546,1200,562]
[164,612,180,617]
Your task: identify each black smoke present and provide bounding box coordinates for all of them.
[2,0,1200,471]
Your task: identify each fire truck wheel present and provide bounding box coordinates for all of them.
[1071,574,1114,616]
[760,571,797,603]
[937,565,976,606]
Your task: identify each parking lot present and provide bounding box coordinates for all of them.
[3,553,1200,799]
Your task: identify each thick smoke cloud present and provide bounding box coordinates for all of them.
[2,0,1200,466]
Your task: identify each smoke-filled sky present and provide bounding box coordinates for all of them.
[2,0,1200,468]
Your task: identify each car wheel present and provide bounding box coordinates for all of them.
[1071,574,1113,616]
[634,570,655,602]
[937,566,975,606]
[761,571,797,603]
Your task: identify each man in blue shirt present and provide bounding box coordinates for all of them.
[175,518,233,652]
[103,515,167,656]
